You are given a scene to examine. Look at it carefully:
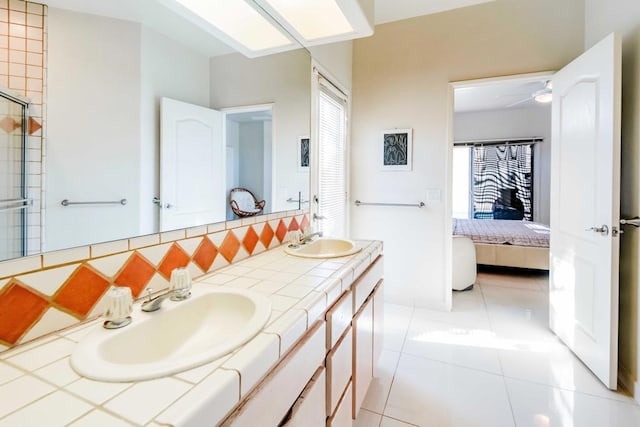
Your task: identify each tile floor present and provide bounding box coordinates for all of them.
[355,269,640,426]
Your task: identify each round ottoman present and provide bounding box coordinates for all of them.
[452,235,477,291]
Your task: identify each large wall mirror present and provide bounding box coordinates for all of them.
[0,0,311,262]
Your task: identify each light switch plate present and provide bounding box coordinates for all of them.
[426,189,441,201]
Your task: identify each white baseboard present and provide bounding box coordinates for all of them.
[618,363,640,404]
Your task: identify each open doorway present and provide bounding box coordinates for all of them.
[223,104,274,221]
[450,73,553,279]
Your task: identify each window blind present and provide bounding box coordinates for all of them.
[318,84,347,237]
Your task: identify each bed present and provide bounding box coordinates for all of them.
[453,218,550,270]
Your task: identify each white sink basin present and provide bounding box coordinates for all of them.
[284,238,361,259]
[70,287,271,382]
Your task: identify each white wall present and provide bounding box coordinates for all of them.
[350,0,585,308]
[238,121,266,203]
[46,8,141,251]
[210,50,311,214]
[139,27,211,235]
[585,0,640,402]
[454,106,552,224]
[225,121,240,220]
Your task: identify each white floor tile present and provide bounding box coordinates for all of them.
[354,408,382,427]
[361,350,401,414]
[403,315,502,375]
[385,353,514,427]
[383,304,414,352]
[499,345,634,403]
[506,377,640,427]
[380,416,419,426]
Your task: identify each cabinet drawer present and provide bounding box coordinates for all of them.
[327,382,352,427]
[352,256,383,314]
[284,367,326,427]
[326,290,352,349]
[326,327,352,417]
[222,321,326,427]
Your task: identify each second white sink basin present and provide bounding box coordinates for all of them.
[285,238,361,259]
[71,287,271,382]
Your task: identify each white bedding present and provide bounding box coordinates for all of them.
[453,219,550,248]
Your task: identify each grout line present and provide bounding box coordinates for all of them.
[379,305,415,422]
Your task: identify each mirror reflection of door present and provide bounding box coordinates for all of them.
[224,105,274,221]
[160,97,225,232]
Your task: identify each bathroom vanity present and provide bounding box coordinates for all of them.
[0,240,383,426]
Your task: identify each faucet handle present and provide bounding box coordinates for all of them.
[145,288,153,302]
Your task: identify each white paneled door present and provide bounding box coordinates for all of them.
[549,33,621,389]
[160,98,225,232]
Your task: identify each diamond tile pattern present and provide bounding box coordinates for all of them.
[193,237,218,272]
[260,223,275,248]
[0,282,48,344]
[300,215,310,232]
[219,232,241,263]
[158,244,191,279]
[275,220,288,243]
[0,212,304,349]
[243,226,259,255]
[114,253,156,297]
[54,266,110,317]
[28,117,42,135]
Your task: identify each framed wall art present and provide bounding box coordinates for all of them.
[298,136,310,171]
[380,128,412,171]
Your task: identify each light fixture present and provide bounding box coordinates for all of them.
[534,81,553,103]
[164,0,296,57]
[261,0,354,41]
[162,0,374,57]
[254,0,374,47]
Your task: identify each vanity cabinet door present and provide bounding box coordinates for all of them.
[326,327,352,417]
[327,382,352,427]
[372,281,384,376]
[352,295,373,419]
[285,367,326,427]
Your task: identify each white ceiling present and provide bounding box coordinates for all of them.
[375,0,495,25]
[454,79,552,113]
[43,0,499,58]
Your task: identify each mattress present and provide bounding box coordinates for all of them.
[453,218,550,248]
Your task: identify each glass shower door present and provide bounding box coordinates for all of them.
[0,93,28,261]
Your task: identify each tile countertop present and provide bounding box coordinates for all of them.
[0,240,383,427]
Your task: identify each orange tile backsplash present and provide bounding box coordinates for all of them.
[113,252,156,298]
[0,281,48,344]
[53,265,110,317]
[0,212,308,349]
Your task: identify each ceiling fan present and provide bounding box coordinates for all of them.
[506,80,553,107]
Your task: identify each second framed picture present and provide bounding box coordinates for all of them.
[298,136,310,171]
[380,128,412,171]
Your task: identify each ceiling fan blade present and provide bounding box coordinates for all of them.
[506,97,532,108]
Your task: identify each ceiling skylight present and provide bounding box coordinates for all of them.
[173,0,293,53]
[263,0,354,41]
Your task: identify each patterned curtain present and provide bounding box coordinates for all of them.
[472,144,533,221]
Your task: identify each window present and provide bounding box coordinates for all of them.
[453,140,537,221]
[314,72,348,237]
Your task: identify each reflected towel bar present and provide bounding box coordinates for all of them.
[354,200,425,208]
[62,199,127,206]
[0,198,32,213]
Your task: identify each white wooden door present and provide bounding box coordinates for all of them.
[549,33,621,390]
[160,98,225,232]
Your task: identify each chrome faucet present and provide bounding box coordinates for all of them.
[141,289,176,312]
[301,231,323,244]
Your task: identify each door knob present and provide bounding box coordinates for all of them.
[586,225,609,236]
